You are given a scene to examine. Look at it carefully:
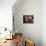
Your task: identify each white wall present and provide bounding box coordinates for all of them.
[0,0,16,29]
[13,0,41,46]
[41,0,46,46]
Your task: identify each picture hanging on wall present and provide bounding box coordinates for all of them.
[23,15,34,23]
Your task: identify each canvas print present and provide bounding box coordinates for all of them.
[23,15,34,23]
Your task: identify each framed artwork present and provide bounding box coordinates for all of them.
[23,15,34,23]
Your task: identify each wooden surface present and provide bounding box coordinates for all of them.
[0,33,23,46]
[0,39,16,46]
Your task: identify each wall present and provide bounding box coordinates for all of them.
[13,0,41,46]
[0,0,16,30]
[41,0,46,46]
